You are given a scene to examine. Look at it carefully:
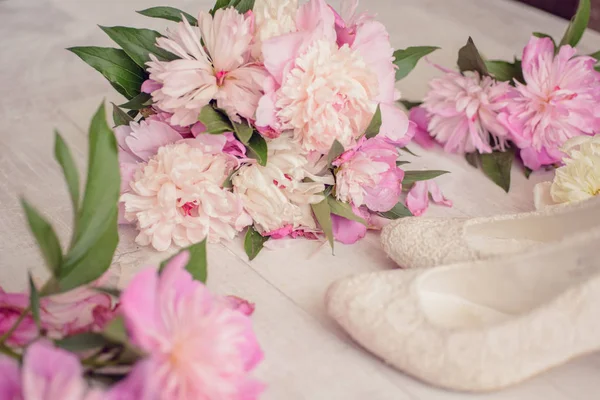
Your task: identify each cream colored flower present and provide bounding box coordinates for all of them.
[534,136,600,209]
[121,143,251,251]
[252,0,298,59]
[232,135,333,233]
[276,40,378,153]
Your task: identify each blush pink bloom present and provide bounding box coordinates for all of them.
[147,8,268,126]
[498,37,600,170]
[0,341,100,399]
[0,287,115,347]
[121,142,252,251]
[256,0,412,152]
[334,137,404,212]
[119,252,264,400]
[408,106,436,149]
[423,70,512,154]
[406,180,453,216]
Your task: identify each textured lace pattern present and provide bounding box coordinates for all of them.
[326,269,600,392]
[380,218,481,269]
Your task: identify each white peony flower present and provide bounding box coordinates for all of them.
[121,143,251,251]
[252,0,298,59]
[533,136,600,209]
[232,135,333,233]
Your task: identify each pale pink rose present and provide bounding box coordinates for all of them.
[121,143,251,251]
[409,106,436,149]
[334,137,404,212]
[423,70,512,154]
[0,287,115,346]
[406,180,453,216]
[257,0,412,152]
[0,341,101,399]
[147,8,268,126]
[233,135,333,234]
[498,37,600,170]
[119,252,264,400]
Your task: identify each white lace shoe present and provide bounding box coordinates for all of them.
[327,227,600,392]
[380,196,600,269]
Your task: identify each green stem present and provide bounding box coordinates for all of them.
[0,343,21,360]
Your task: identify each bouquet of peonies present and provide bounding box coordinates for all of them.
[69,0,450,259]
[407,0,600,192]
[0,104,263,399]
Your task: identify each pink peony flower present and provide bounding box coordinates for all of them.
[256,0,412,152]
[334,137,404,212]
[0,286,115,347]
[119,251,264,399]
[0,341,99,399]
[147,8,268,126]
[498,37,600,170]
[422,70,512,154]
[406,180,452,216]
[408,106,436,149]
[121,142,251,251]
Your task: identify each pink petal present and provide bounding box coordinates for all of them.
[22,341,85,400]
[428,181,453,207]
[104,361,150,400]
[332,206,368,244]
[296,0,337,41]
[224,296,256,316]
[141,79,162,94]
[406,181,430,216]
[0,356,21,399]
[125,121,182,161]
[363,169,404,212]
[120,267,162,350]
[119,162,137,194]
[262,32,306,85]
[378,102,413,146]
[409,107,436,149]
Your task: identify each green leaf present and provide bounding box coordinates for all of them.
[119,92,152,110]
[457,37,488,76]
[54,132,80,213]
[400,147,418,157]
[465,152,480,168]
[327,140,345,167]
[198,105,233,134]
[211,0,255,15]
[378,201,413,220]
[159,240,208,283]
[100,26,177,69]
[68,47,145,99]
[59,104,120,292]
[21,199,63,274]
[327,197,367,226]
[102,316,128,344]
[484,60,519,82]
[402,170,449,187]
[246,133,268,166]
[524,166,533,179]
[480,150,515,193]
[364,105,382,139]
[56,332,109,352]
[222,170,236,189]
[398,100,422,110]
[137,6,198,25]
[393,46,439,81]
[311,198,334,251]
[244,226,269,261]
[396,160,410,166]
[233,120,253,144]
[28,274,41,330]
[559,0,591,48]
[112,103,134,127]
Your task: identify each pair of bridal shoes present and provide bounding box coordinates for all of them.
[326,197,600,392]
